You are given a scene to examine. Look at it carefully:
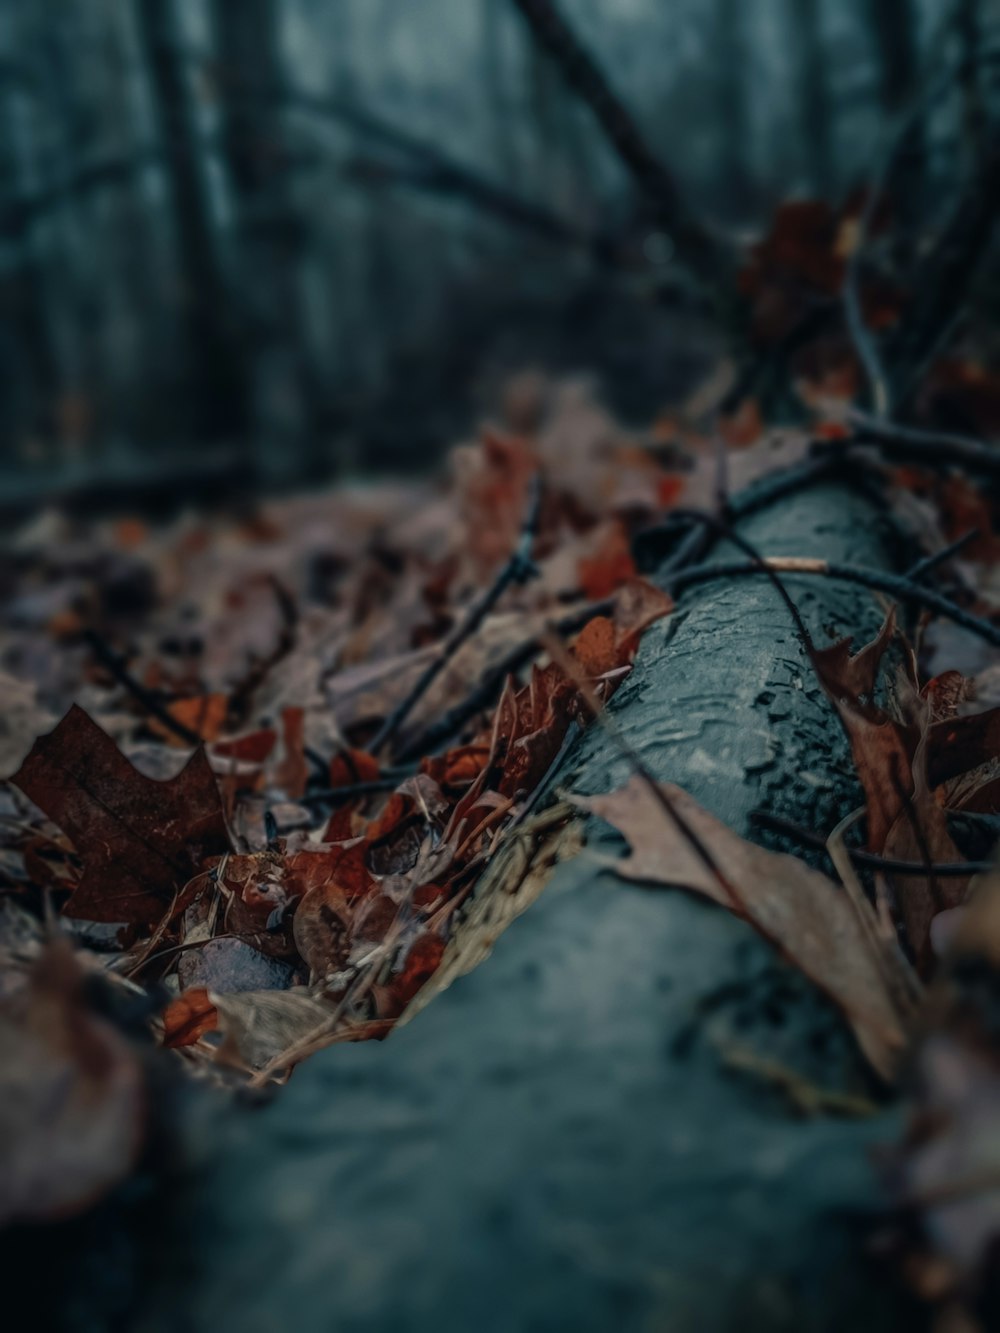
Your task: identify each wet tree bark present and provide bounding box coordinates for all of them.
[132,477,917,1333]
[561,477,897,835]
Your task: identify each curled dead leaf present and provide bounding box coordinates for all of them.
[571,778,909,1080]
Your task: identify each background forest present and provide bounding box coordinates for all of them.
[2,0,995,500]
[5,5,1000,1333]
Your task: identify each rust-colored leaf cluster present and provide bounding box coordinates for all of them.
[1,390,677,1102]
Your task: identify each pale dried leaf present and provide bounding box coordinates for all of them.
[571,778,907,1079]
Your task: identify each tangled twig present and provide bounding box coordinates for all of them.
[368,473,543,758]
[840,410,1000,477]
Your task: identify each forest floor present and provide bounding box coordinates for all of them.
[2,201,1000,1331]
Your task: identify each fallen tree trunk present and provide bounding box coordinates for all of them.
[566,475,898,835]
[126,477,921,1333]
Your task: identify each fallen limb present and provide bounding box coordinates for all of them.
[667,556,1000,647]
[841,409,1000,476]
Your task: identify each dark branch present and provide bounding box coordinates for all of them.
[369,474,544,759]
[397,595,617,761]
[905,529,979,582]
[750,811,992,877]
[83,630,200,746]
[841,411,1000,477]
[299,777,406,808]
[667,560,1000,647]
[508,0,722,279]
[235,77,616,258]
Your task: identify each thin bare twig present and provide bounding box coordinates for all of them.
[841,409,1000,476]
[369,473,543,758]
[842,39,1000,414]
[299,776,409,807]
[905,529,979,582]
[750,810,992,877]
[633,455,842,574]
[665,509,816,650]
[83,629,200,746]
[274,92,611,258]
[666,557,1000,647]
[398,596,615,760]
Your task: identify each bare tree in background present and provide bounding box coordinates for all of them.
[788,0,833,197]
[134,0,245,445]
[0,0,994,490]
[871,0,924,206]
[715,0,753,219]
[212,0,328,476]
[0,54,59,456]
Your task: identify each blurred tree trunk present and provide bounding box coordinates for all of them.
[957,0,987,166]
[870,0,924,208]
[525,28,594,221]
[716,0,753,220]
[788,0,834,198]
[212,0,327,479]
[482,0,519,183]
[0,19,59,457]
[508,0,724,281]
[134,0,246,446]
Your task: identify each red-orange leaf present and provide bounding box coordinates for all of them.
[162,988,218,1047]
[329,747,381,787]
[151,693,228,746]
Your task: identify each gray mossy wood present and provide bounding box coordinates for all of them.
[136,482,919,1332]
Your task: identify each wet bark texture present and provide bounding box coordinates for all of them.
[563,478,897,828]
[104,482,920,1332]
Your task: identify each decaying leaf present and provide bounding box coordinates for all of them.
[162,986,218,1048]
[11,705,230,924]
[150,692,228,746]
[571,777,908,1079]
[810,612,971,967]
